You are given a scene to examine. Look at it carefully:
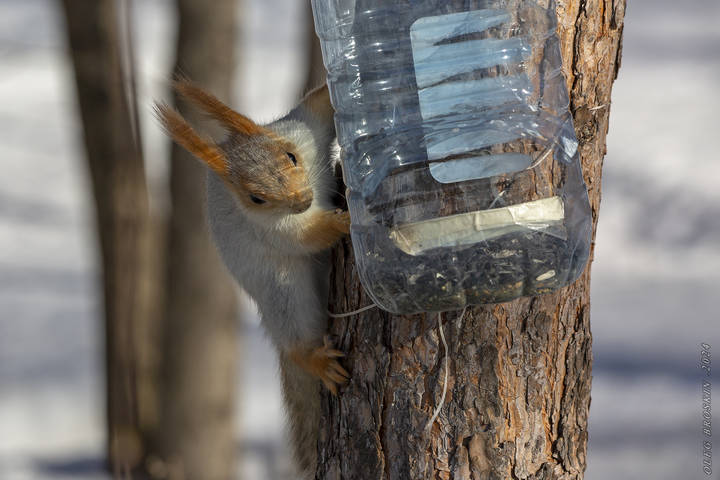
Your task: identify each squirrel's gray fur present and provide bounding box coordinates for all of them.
[206,104,337,477]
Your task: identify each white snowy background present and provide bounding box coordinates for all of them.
[0,0,718,479]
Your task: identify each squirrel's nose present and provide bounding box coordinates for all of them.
[289,189,313,213]
[286,168,313,213]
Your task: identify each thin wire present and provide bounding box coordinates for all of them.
[327,303,378,318]
[456,306,467,331]
[589,103,609,111]
[426,312,450,432]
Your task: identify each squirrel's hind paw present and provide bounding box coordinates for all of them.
[290,336,349,395]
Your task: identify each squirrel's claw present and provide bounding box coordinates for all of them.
[290,336,349,395]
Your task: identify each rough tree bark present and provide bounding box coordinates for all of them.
[61,0,156,474]
[156,0,240,479]
[319,1,626,479]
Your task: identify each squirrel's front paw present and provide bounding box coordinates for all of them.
[333,209,351,235]
[290,336,349,395]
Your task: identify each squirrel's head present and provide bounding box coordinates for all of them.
[155,80,320,214]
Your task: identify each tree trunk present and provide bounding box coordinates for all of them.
[304,0,327,94]
[319,1,626,478]
[61,0,156,474]
[156,0,240,479]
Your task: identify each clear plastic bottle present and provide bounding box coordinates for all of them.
[311,0,592,314]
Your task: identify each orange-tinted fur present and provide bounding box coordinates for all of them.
[155,104,228,176]
[298,210,351,253]
[288,337,349,395]
[220,131,314,213]
[173,79,271,137]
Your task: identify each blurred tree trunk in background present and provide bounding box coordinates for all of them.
[155,0,240,479]
[319,1,626,479]
[304,1,326,93]
[61,0,157,475]
[63,0,242,478]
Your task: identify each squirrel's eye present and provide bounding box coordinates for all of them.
[286,152,297,166]
[249,194,266,205]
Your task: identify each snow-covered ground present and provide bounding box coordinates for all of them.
[0,1,717,479]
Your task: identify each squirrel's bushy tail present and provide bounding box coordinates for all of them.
[279,354,321,479]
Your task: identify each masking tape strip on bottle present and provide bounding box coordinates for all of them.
[389,196,565,256]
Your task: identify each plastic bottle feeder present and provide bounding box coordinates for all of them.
[312,0,592,314]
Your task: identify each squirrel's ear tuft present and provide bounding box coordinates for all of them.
[154,102,229,176]
[172,79,269,137]
[302,84,334,124]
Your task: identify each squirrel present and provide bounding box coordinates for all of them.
[155,80,350,477]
